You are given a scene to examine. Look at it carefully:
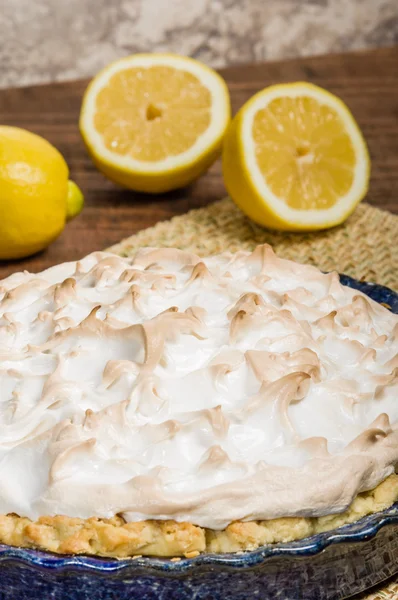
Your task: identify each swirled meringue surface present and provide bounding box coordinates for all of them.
[0,245,397,529]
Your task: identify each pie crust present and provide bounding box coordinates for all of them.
[0,474,396,558]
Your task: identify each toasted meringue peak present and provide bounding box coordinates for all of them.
[0,245,397,529]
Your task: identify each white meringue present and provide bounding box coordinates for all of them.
[0,245,397,529]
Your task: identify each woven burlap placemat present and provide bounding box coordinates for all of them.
[358,580,398,600]
[109,199,397,292]
[108,198,398,599]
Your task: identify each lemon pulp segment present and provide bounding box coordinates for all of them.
[94,66,212,162]
[252,96,356,210]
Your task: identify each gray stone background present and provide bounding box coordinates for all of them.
[1,0,397,89]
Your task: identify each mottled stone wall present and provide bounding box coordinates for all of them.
[1,0,397,88]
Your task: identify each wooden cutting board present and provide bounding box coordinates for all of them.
[0,46,397,279]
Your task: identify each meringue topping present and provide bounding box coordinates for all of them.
[0,245,397,529]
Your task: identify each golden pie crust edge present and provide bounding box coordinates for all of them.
[0,474,396,558]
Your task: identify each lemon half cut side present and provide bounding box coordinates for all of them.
[80,53,231,193]
[223,82,370,231]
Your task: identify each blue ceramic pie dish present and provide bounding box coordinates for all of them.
[0,275,397,600]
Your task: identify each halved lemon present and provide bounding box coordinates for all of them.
[80,53,231,193]
[223,82,370,231]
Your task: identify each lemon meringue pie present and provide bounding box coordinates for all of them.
[0,245,397,558]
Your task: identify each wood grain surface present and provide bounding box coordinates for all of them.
[0,46,397,279]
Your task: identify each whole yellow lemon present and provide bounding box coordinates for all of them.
[0,126,84,259]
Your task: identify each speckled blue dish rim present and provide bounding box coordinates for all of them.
[0,274,396,575]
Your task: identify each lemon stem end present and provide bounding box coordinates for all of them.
[66,180,84,222]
